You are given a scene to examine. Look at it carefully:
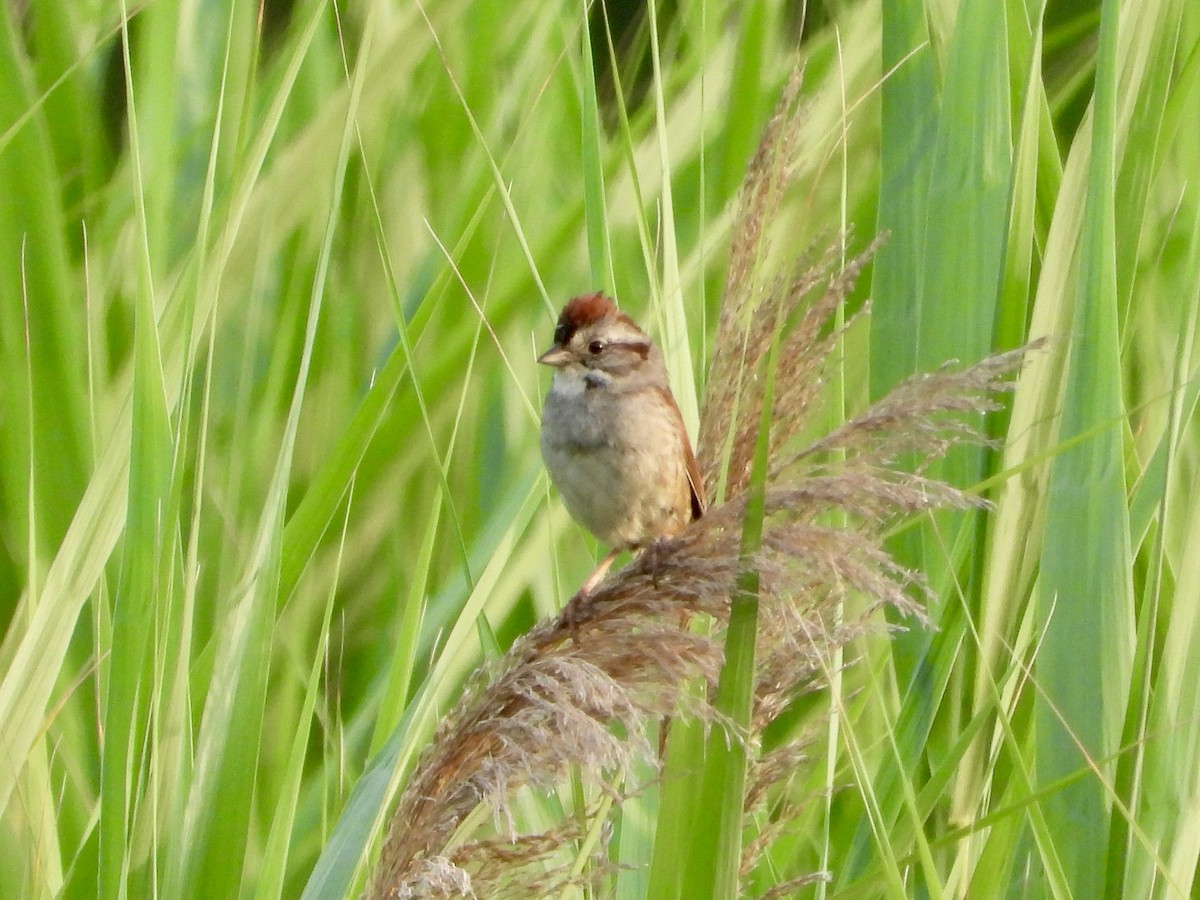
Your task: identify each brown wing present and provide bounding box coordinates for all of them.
[658,385,706,519]
[683,434,706,519]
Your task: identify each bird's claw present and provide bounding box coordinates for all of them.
[560,590,587,646]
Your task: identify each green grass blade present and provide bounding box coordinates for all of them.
[579,5,614,291]
[97,9,175,894]
[254,488,353,900]
[870,0,937,399]
[0,0,89,602]
[1036,0,1132,894]
[683,308,779,898]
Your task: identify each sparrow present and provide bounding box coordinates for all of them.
[538,292,705,597]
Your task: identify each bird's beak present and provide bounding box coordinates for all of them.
[537,345,572,367]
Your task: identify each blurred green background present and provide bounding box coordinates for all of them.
[1,0,1198,896]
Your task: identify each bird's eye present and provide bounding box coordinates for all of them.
[588,340,605,355]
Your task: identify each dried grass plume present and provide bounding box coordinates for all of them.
[369,70,1037,898]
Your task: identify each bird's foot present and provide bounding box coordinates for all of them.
[639,536,675,587]
[559,590,586,646]
[559,548,621,646]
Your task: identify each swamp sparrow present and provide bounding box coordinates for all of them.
[539,293,705,595]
